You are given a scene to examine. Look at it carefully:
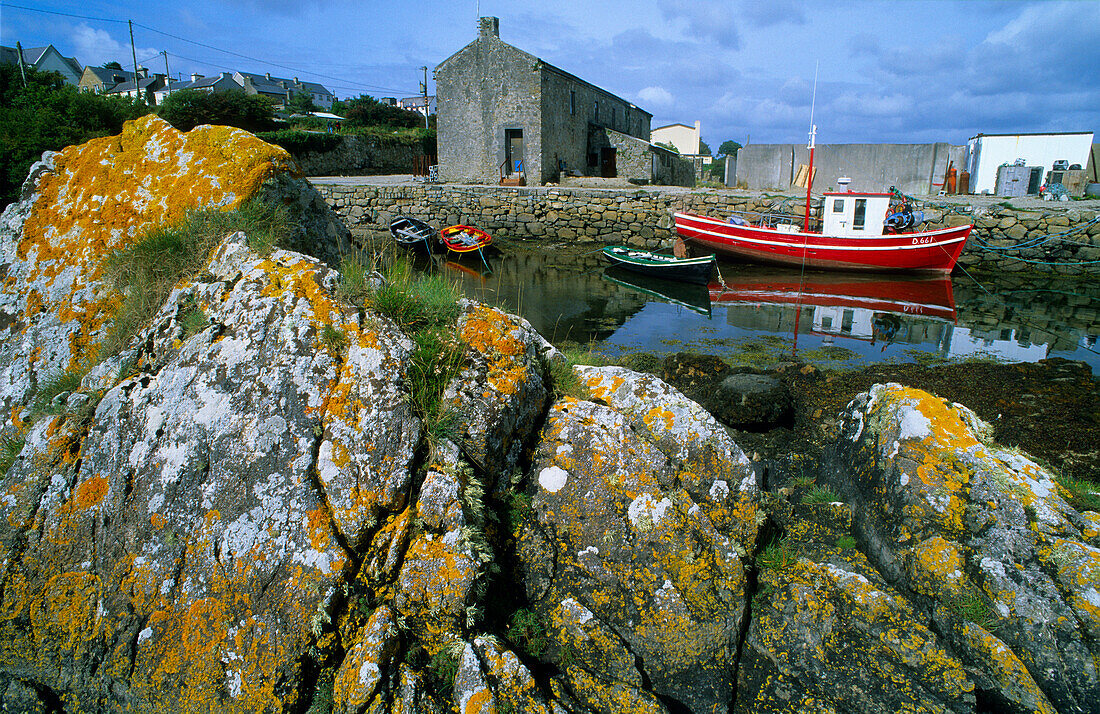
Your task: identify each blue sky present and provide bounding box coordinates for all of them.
[3,0,1098,149]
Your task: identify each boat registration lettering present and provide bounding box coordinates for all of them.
[911,236,934,245]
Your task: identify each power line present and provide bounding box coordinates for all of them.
[4,3,423,96]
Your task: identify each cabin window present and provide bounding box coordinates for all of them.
[570,90,575,116]
[594,101,599,123]
[832,199,844,213]
[853,199,867,230]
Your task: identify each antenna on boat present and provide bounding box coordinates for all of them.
[803,62,819,232]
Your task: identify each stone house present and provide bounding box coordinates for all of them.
[1,44,82,85]
[78,65,135,94]
[104,68,167,105]
[434,17,692,186]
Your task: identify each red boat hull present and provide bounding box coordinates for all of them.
[674,212,970,274]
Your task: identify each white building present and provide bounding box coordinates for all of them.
[652,121,701,155]
[966,132,1094,194]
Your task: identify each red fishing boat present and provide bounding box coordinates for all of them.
[675,89,971,273]
[440,225,493,254]
[675,197,971,274]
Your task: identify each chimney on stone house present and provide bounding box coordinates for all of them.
[266,72,272,81]
[479,17,499,38]
[191,73,201,82]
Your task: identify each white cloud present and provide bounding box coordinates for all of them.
[71,24,160,70]
[637,85,674,107]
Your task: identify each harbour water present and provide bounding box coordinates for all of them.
[421,243,1100,374]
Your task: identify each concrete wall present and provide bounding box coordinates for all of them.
[966,133,1095,194]
[737,143,967,195]
[313,182,1099,273]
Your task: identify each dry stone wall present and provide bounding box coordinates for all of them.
[314,183,1100,273]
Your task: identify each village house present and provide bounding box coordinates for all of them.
[234,72,335,111]
[104,68,167,105]
[78,65,135,94]
[434,17,692,186]
[1,44,82,85]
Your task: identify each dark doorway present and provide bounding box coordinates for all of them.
[505,129,524,176]
[600,147,617,178]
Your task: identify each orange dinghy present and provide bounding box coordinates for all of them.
[440,225,493,254]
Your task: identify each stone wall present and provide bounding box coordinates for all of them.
[313,183,1100,273]
[290,135,428,176]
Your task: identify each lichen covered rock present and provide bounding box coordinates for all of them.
[517,366,760,714]
[0,114,348,433]
[829,383,1100,714]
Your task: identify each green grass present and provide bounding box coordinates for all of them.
[507,608,549,659]
[801,486,841,504]
[947,592,1002,631]
[835,534,857,550]
[1058,475,1100,512]
[31,368,87,417]
[319,325,348,357]
[102,198,291,359]
[756,537,797,572]
[365,259,461,332]
[0,434,25,476]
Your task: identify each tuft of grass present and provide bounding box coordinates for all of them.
[801,486,841,504]
[757,537,797,572]
[319,324,348,357]
[501,490,532,538]
[791,475,816,488]
[947,592,1002,632]
[507,608,549,659]
[547,344,614,400]
[0,434,26,476]
[31,368,87,417]
[368,259,461,332]
[102,198,291,359]
[407,326,466,447]
[427,638,465,688]
[336,249,379,306]
[835,534,857,550]
[1058,475,1100,512]
[177,296,208,342]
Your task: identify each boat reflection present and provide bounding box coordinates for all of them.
[602,267,712,316]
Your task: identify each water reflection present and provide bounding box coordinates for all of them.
[423,243,1100,373]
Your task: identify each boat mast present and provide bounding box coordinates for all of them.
[803,63,819,231]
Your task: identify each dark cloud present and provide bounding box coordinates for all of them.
[661,0,741,49]
[740,0,806,28]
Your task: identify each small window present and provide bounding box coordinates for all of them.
[569,90,575,116]
[594,101,599,123]
[853,199,867,229]
[832,198,845,213]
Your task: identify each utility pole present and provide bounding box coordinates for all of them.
[162,51,172,99]
[419,66,429,130]
[15,42,27,88]
[129,20,142,104]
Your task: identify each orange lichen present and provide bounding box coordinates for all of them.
[69,475,108,512]
[9,115,295,371]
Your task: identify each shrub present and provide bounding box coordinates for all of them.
[156,88,277,133]
[256,129,341,155]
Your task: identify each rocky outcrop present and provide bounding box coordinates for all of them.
[826,384,1100,714]
[0,114,349,435]
[1,124,1098,713]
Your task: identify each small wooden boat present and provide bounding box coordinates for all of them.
[390,216,438,251]
[601,246,716,284]
[440,225,493,254]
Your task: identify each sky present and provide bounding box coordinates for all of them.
[3,0,1099,150]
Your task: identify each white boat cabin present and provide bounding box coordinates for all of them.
[821,192,890,237]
